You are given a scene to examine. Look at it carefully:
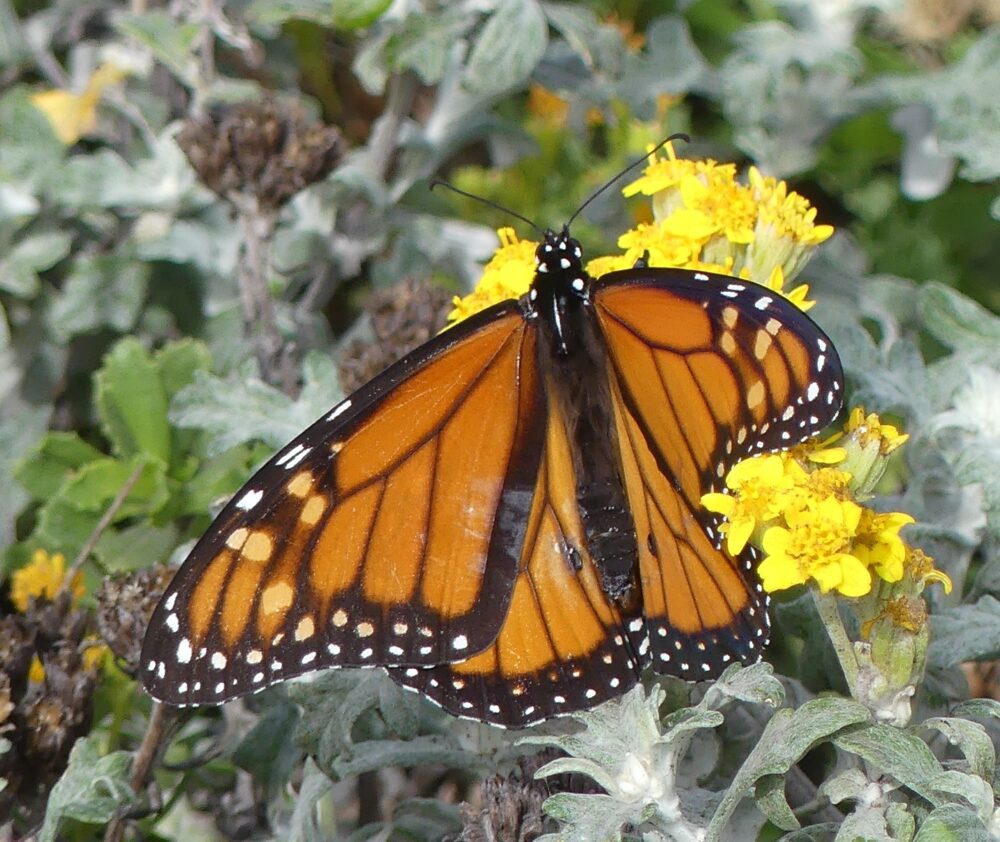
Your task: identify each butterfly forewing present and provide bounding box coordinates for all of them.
[141,303,543,706]
[390,369,647,728]
[593,270,843,677]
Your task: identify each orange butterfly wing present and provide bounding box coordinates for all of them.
[391,367,645,728]
[593,271,842,677]
[141,303,545,705]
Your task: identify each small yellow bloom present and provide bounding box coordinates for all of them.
[758,497,871,597]
[615,223,698,269]
[29,655,45,684]
[701,454,795,554]
[11,549,84,612]
[83,641,109,672]
[763,265,815,312]
[677,173,756,245]
[447,228,537,325]
[622,141,718,201]
[31,63,127,145]
[845,407,909,455]
[854,510,915,583]
[748,167,835,247]
[586,254,635,278]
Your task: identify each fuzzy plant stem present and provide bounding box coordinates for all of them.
[231,194,290,390]
[813,590,861,698]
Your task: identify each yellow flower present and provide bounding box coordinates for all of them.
[676,172,757,245]
[853,510,915,583]
[615,222,699,269]
[758,497,871,597]
[788,465,853,508]
[11,549,84,612]
[845,407,909,455]
[763,265,815,312]
[586,254,635,278]
[83,640,109,672]
[701,454,796,554]
[447,228,537,325]
[622,140,707,200]
[31,63,127,145]
[29,655,45,684]
[748,167,835,247]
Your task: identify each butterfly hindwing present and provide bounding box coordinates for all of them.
[593,270,843,678]
[390,369,647,727]
[141,303,544,705]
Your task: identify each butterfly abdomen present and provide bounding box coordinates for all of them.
[577,478,637,598]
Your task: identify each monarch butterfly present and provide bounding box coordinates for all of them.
[141,227,843,728]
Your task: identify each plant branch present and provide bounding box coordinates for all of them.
[104,702,182,842]
[61,461,145,594]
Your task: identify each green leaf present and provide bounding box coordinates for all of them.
[921,717,995,783]
[952,698,1000,722]
[929,596,1000,669]
[39,735,138,842]
[14,432,105,500]
[835,806,892,842]
[95,338,171,463]
[0,87,63,185]
[332,736,489,779]
[93,521,179,572]
[927,770,994,820]
[155,339,213,400]
[114,11,199,83]
[59,455,169,517]
[464,0,548,94]
[247,0,391,29]
[169,354,340,456]
[620,16,711,106]
[918,283,1000,354]
[287,759,335,842]
[232,694,302,793]
[0,230,72,297]
[48,256,149,341]
[833,724,945,805]
[706,698,870,841]
[537,792,650,842]
[381,7,476,87]
[912,804,991,841]
[755,774,798,831]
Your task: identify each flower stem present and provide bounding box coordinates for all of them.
[812,590,861,697]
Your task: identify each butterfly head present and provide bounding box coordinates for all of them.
[531,227,589,299]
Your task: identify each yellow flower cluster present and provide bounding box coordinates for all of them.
[11,548,84,612]
[702,409,950,599]
[447,141,832,325]
[446,228,537,324]
[615,142,833,293]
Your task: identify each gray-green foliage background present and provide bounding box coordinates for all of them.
[1,0,999,839]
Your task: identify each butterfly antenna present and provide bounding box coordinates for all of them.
[430,179,544,235]
[565,132,691,229]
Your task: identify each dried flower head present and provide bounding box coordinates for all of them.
[339,278,453,393]
[177,98,344,211]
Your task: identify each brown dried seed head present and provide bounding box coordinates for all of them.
[338,278,454,393]
[177,98,345,210]
[96,564,175,675]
